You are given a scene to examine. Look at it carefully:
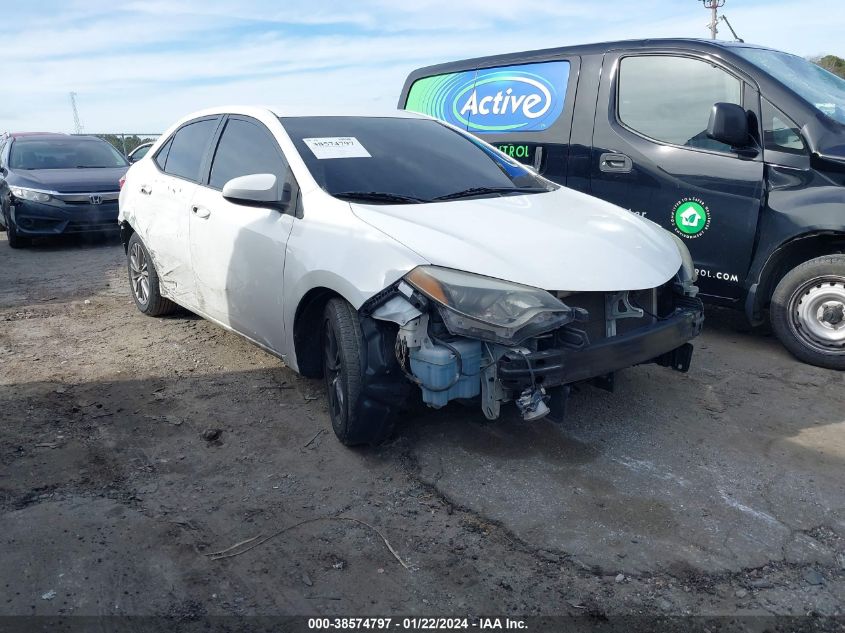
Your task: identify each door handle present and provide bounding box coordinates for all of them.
[599,152,633,173]
[139,184,152,195]
[191,205,211,219]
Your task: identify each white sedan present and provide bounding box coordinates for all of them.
[119,106,703,445]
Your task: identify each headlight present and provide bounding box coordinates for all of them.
[670,233,697,283]
[10,186,52,203]
[404,266,574,345]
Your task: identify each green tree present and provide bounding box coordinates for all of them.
[97,134,157,156]
[813,54,845,79]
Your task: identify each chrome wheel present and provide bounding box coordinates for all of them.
[129,242,150,306]
[788,275,845,354]
[324,322,345,422]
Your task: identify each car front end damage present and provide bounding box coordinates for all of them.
[362,263,703,422]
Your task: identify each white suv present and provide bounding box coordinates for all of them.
[119,106,703,445]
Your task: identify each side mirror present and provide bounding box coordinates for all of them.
[707,102,750,148]
[127,155,137,164]
[222,173,290,209]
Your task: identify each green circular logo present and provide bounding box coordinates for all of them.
[673,200,710,238]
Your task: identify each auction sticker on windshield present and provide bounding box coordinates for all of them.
[303,137,372,159]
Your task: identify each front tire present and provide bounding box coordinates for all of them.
[770,255,845,370]
[5,208,30,248]
[322,298,392,446]
[126,233,177,317]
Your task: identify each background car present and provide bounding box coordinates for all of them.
[119,106,702,445]
[0,132,128,247]
[127,142,153,163]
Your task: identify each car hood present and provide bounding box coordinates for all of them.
[350,187,682,291]
[11,167,127,193]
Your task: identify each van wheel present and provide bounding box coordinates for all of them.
[322,298,392,445]
[770,255,845,370]
[127,233,177,317]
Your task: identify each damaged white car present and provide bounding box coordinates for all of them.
[119,106,703,445]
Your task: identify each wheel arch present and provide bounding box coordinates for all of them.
[292,286,346,378]
[746,231,845,323]
[119,220,135,254]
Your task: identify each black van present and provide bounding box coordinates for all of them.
[399,39,845,369]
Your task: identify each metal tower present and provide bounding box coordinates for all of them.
[69,92,83,134]
[700,0,726,39]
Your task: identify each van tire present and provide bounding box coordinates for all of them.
[770,255,845,370]
[322,298,391,445]
[127,233,177,317]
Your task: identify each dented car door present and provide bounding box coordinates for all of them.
[137,117,220,306]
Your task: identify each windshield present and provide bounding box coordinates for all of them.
[280,116,556,204]
[735,48,845,125]
[9,138,128,170]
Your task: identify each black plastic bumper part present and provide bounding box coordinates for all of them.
[498,306,704,390]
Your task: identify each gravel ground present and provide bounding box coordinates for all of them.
[1,232,843,624]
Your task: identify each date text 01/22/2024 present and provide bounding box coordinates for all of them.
[307,618,528,630]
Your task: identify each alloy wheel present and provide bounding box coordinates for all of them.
[324,323,345,422]
[129,242,150,306]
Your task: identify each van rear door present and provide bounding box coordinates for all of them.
[590,50,764,302]
[402,58,579,185]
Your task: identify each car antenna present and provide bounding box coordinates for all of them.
[720,15,744,42]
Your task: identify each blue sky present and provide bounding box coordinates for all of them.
[3,0,844,133]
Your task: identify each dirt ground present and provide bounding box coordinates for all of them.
[1,232,844,622]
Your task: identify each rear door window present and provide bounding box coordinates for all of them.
[162,118,218,181]
[618,55,743,153]
[154,138,172,170]
[208,118,289,189]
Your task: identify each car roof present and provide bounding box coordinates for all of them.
[405,38,779,78]
[171,105,428,126]
[509,37,774,56]
[8,133,107,143]
[4,132,69,140]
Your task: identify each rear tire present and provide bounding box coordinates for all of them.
[770,254,845,370]
[127,232,177,317]
[322,298,392,445]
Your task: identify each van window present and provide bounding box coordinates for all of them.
[618,56,743,153]
[735,48,845,125]
[163,118,218,181]
[405,61,570,134]
[209,119,288,190]
[761,99,806,155]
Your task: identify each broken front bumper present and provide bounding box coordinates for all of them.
[497,300,704,391]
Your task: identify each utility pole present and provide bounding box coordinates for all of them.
[700,0,726,39]
[69,92,83,134]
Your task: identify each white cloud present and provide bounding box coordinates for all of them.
[1,0,843,132]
